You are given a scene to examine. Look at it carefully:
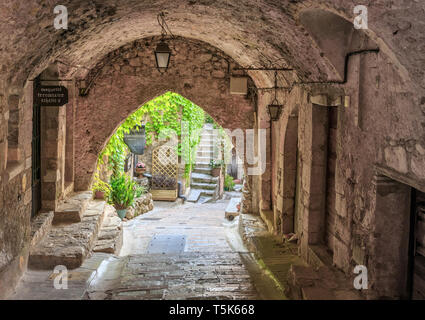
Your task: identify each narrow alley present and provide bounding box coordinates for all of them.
[9,200,290,300]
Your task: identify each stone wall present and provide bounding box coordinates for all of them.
[0,82,33,299]
[267,48,425,297]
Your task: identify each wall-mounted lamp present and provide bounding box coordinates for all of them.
[154,12,174,73]
[267,71,284,121]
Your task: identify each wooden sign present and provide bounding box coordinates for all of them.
[34,86,68,106]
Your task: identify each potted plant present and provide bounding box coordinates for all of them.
[210,159,223,177]
[108,173,137,220]
[224,174,235,191]
[92,173,111,200]
[135,161,146,177]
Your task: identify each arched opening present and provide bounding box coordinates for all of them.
[2,2,425,301]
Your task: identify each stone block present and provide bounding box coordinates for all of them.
[411,156,425,179]
[301,286,335,300]
[333,237,350,273]
[129,57,142,67]
[0,141,6,171]
[335,192,347,217]
[29,200,106,269]
[384,145,408,174]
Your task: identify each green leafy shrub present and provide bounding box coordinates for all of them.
[108,173,136,210]
[210,159,224,169]
[92,173,112,198]
[98,92,205,181]
[224,174,235,191]
[134,184,147,198]
[205,114,215,124]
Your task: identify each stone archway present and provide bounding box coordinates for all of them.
[73,37,256,191]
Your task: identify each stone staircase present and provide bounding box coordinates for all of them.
[187,124,219,203]
[29,191,122,270]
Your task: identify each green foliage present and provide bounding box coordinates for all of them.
[98,92,205,180]
[134,184,147,198]
[224,174,235,191]
[108,173,136,210]
[92,173,112,198]
[205,114,215,124]
[210,158,224,168]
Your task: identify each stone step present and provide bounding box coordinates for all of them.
[93,205,123,255]
[194,162,211,169]
[225,197,241,220]
[53,191,92,224]
[192,167,213,175]
[196,156,213,163]
[30,211,54,249]
[200,138,215,144]
[188,188,215,198]
[191,172,218,184]
[187,189,202,202]
[197,145,214,151]
[200,134,216,139]
[196,149,214,156]
[191,182,218,190]
[29,200,107,270]
[198,189,216,197]
[197,196,213,204]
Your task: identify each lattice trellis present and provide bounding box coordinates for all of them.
[152,145,178,190]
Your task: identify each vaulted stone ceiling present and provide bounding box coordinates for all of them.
[0,0,423,93]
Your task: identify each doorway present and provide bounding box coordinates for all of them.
[409,189,425,299]
[31,77,42,217]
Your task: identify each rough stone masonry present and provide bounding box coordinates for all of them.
[1,0,425,300]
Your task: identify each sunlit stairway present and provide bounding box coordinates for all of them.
[187,124,219,203]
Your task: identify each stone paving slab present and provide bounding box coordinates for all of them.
[9,253,110,300]
[86,252,259,300]
[93,205,123,255]
[10,201,276,300]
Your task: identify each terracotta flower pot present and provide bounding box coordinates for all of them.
[135,167,146,177]
[94,191,105,199]
[211,167,221,177]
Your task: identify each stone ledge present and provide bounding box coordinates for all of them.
[259,209,275,234]
[30,211,54,249]
[53,191,92,224]
[29,200,107,270]
[4,161,25,182]
[93,205,123,255]
[286,261,365,300]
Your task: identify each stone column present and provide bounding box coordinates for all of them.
[40,66,67,210]
[298,102,329,258]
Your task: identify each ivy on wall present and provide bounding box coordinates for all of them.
[97,92,205,179]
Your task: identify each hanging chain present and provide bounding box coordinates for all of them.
[157,12,175,40]
[273,70,279,104]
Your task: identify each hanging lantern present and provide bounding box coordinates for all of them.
[267,104,283,121]
[154,12,174,73]
[123,125,146,155]
[267,71,284,121]
[154,41,172,72]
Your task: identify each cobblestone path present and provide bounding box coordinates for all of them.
[10,200,261,300]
